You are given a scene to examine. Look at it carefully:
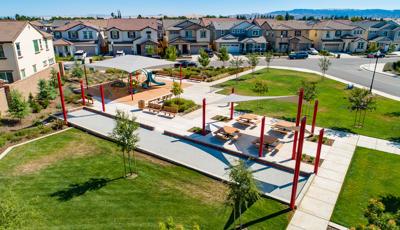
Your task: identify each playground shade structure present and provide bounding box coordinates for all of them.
[208,94,298,104]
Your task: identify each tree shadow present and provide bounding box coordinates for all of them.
[388,137,400,147]
[385,111,400,117]
[278,116,296,122]
[235,109,254,114]
[224,201,255,230]
[0,118,20,127]
[380,194,400,213]
[50,177,122,201]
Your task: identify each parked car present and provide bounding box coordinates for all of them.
[204,48,214,58]
[289,51,309,59]
[174,60,198,68]
[115,50,125,57]
[307,48,319,55]
[74,50,87,60]
[367,52,385,58]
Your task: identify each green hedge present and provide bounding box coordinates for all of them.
[163,98,196,113]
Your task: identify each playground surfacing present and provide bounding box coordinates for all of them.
[87,76,192,105]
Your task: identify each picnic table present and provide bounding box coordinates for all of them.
[214,126,241,141]
[252,135,284,153]
[272,121,296,135]
[236,114,260,126]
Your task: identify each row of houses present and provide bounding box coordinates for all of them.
[31,18,400,57]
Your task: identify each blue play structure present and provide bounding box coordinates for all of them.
[140,69,166,89]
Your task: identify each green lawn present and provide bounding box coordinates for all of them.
[0,129,291,229]
[216,68,400,141]
[330,147,400,227]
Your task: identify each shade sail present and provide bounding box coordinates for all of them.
[87,55,176,72]
[209,94,298,105]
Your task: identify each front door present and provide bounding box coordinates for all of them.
[182,44,188,54]
[136,44,141,55]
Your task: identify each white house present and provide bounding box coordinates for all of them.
[0,21,55,83]
[106,19,160,56]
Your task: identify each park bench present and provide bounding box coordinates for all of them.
[146,103,162,114]
[161,106,178,117]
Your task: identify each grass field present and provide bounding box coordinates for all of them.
[0,129,291,229]
[216,68,400,141]
[330,147,400,227]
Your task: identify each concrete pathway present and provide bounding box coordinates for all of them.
[360,63,399,78]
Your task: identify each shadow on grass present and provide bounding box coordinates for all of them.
[240,208,291,228]
[50,177,122,201]
[388,137,400,147]
[385,111,400,117]
[380,194,400,213]
[278,116,296,122]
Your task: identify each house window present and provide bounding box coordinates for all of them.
[33,40,40,53]
[48,58,54,65]
[39,40,43,50]
[128,31,136,39]
[21,69,26,79]
[44,39,49,50]
[0,45,4,58]
[54,32,62,39]
[0,71,13,83]
[43,60,47,67]
[357,42,365,49]
[185,30,192,38]
[335,30,342,37]
[383,31,388,36]
[83,31,93,39]
[146,31,151,39]
[83,31,88,39]
[33,64,37,73]
[295,30,301,37]
[200,30,207,38]
[221,30,225,35]
[281,30,288,38]
[68,31,78,39]
[326,31,331,38]
[15,43,22,57]
[252,30,259,36]
[111,30,119,39]
[88,31,93,39]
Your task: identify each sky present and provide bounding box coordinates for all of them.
[1,0,399,17]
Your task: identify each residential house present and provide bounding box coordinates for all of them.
[163,19,211,55]
[52,20,107,57]
[106,18,160,56]
[204,18,267,54]
[309,20,368,53]
[31,20,71,33]
[254,19,314,52]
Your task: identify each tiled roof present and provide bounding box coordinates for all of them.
[53,38,74,46]
[53,19,108,31]
[211,20,245,30]
[240,36,267,43]
[106,18,158,31]
[201,17,241,26]
[215,34,239,43]
[0,21,31,42]
[162,19,202,30]
[311,20,357,30]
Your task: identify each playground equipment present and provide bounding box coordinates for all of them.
[139,69,166,89]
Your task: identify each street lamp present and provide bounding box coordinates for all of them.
[369,50,381,93]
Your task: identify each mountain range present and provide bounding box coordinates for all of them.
[267,9,400,18]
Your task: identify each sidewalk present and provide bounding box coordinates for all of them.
[360,63,399,78]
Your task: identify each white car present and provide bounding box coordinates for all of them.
[115,50,125,57]
[308,48,319,55]
[74,50,87,60]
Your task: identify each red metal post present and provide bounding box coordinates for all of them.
[230,87,235,120]
[258,116,266,157]
[129,73,133,101]
[180,64,182,86]
[292,88,304,160]
[290,116,306,210]
[311,100,319,135]
[100,85,105,112]
[57,72,67,124]
[314,128,324,174]
[202,98,206,136]
[80,80,85,106]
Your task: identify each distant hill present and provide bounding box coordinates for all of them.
[267,9,400,18]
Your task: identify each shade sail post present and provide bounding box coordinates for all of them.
[258,116,266,157]
[314,128,324,174]
[311,100,319,135]
[80,80,85,106]
[230,88,235,120]
[292,88,304,160]
[100,85,105,112]
[57,72,67,124]
[202,98,206,136]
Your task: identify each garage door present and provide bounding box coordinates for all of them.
[324,44,341,52]
[221,44,240,54]
[113,46,133,55]
[75,46,97,56]
[191,45,208,54]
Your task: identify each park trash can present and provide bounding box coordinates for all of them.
[138,100,145,110]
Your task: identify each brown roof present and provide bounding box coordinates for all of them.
[201,17,241,26]
[106,18,158,31]
[311,20,356,30]
[53,38,74,46]
[0,21,29,42]
[53,20,108,32]
[254,19,358,31]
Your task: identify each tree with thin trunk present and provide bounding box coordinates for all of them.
[230,56,244,82]
[301,80,318,117]
[246,53,259,76]
[252,79,269,108]
[165,46,177,61]
[111,110,139,177]
[197,48,210,68]
[170,82,183,99]
[348,88,376,128]
[217,47,230,67]
[264,51,273,72]
[318,56,331,79]
[226,160,260,229]
[8,90,29,122]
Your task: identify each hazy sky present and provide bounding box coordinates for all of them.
[1,0,399,17]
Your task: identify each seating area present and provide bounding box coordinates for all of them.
[236,114,260,127]
[214,126,242,141]
[144,94,178,117]
[271,121,296,135]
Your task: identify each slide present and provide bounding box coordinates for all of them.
[142,69,165,87]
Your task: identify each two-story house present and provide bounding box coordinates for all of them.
[309,20,367,53]
[254,19,314,52]
[107,18,160,56]
[163,19,211,55]
[52,20,107,57]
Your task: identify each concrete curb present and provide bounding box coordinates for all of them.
[360,63,398,77]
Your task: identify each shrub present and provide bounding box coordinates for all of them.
[8,90,29,121]
[163,98,196,113]
[51,119,65,130]
[319,50,330,56]
[71,62,84,78]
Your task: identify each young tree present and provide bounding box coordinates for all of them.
[170,82,184,98]
[354,198,400,229]
[318,56,332,78]
[36,79,56,109]
[387,43,396,54]
[226,160,260,229]
[264,51,273,71]
[246,53,259,76]
[197,48,210,68]
[71,61,84,78]
[301,80,318,116]
[165,46,177,61]
[145,46,155,56]
[367,42,379,53]
[111,110,139,177]
[252,79,269,95]
[230,56,244,81]
[348,88,376,128]
[49,67,58,88]
[8,90,29,121]
[217,47,230,67]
